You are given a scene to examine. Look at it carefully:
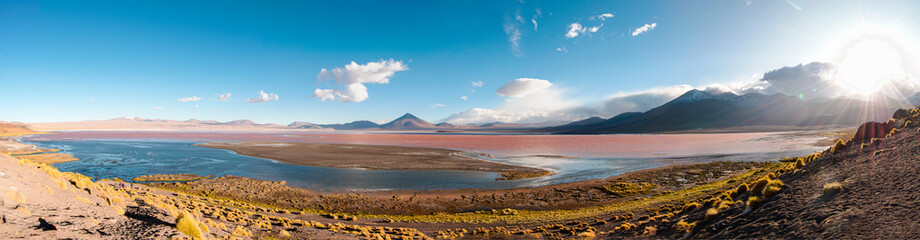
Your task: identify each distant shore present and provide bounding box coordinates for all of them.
[195,141,553,180]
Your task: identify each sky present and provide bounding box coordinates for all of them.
[2,0,920,124]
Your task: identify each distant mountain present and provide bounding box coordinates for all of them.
[543,89,910,134]
[380,113,436,130]
[222,119,257,125]
[318,120,381,130]
[287,121,325,129]
[435,122,456,128]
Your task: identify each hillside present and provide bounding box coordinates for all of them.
[0,122,39,136]
[645,107,920,238]
[544,90,909,133]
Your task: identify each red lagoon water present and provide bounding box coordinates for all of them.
[32,131,821,158]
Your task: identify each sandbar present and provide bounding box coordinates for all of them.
[195,141,552,180]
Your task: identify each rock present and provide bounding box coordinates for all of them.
[893,109,910,119]
[854,122,893,143]
[35,218,56,231]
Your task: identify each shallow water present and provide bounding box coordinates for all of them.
[24,132,826,191]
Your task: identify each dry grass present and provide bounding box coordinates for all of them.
[746,196,761,207]
[175,210,203,238]
[761,179,784,198]
[676,219,696,233]
[704,208,719,221]
[822,182,842,197]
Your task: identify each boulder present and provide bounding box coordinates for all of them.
[854,121,892,143]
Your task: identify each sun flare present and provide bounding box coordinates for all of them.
[836,39,904,95]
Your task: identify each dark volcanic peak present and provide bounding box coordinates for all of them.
[381,113,436,130]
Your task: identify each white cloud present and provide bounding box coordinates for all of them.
[178,96,202,102]
[194,105,199,108]
[588,24,602,33]
[313,59,408,102]
[472,81,484,88]
[556,47,568,53]
[496,78,553,98]
[444,79,577,124]
[89,97,94,102]
[632,23,657,36]
[216,93,231,101]
[442,108,572,125]
[566,22,603,38]
[504,20,523,56]
[247,90,279,103]
[461,96,468,101]
[431,103,446,108]
[531,9,542,31]
[565,23,584,38]
[153,106,164,110]
[596,13,614,21]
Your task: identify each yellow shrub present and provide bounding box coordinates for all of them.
[704,208,719,221]
[112,206,125,215]
[199,222,210,234]
[577,231,596,239]
[735,183,749,195]
[832,139,846,153]
[751,177,769,195]
[676,219,695,233]
[280,229,291,237]
[682,202,701,212]
[822,182,842,196]
[762,180,784,198]
[746,196,761,207]
[175,211,203,239]
[233,225,253,237]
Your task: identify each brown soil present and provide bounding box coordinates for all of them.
[196,141,551,180]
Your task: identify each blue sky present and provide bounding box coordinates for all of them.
[2,0,919,124]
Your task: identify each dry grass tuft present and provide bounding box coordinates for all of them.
[761,179,784,198]
[577,230,596,239]
[682,202,701,212]
[745,196,761,207]
[751,178,769,195]
[822,182,843,197]
[175,210,203,238]
[704,208,719,221]
[831,139,846,153]
[233,225,253,237]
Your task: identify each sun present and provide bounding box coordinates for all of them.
[836,39,905,95]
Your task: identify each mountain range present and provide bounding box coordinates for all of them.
[542,89,915,134]
[26,89,919,133]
